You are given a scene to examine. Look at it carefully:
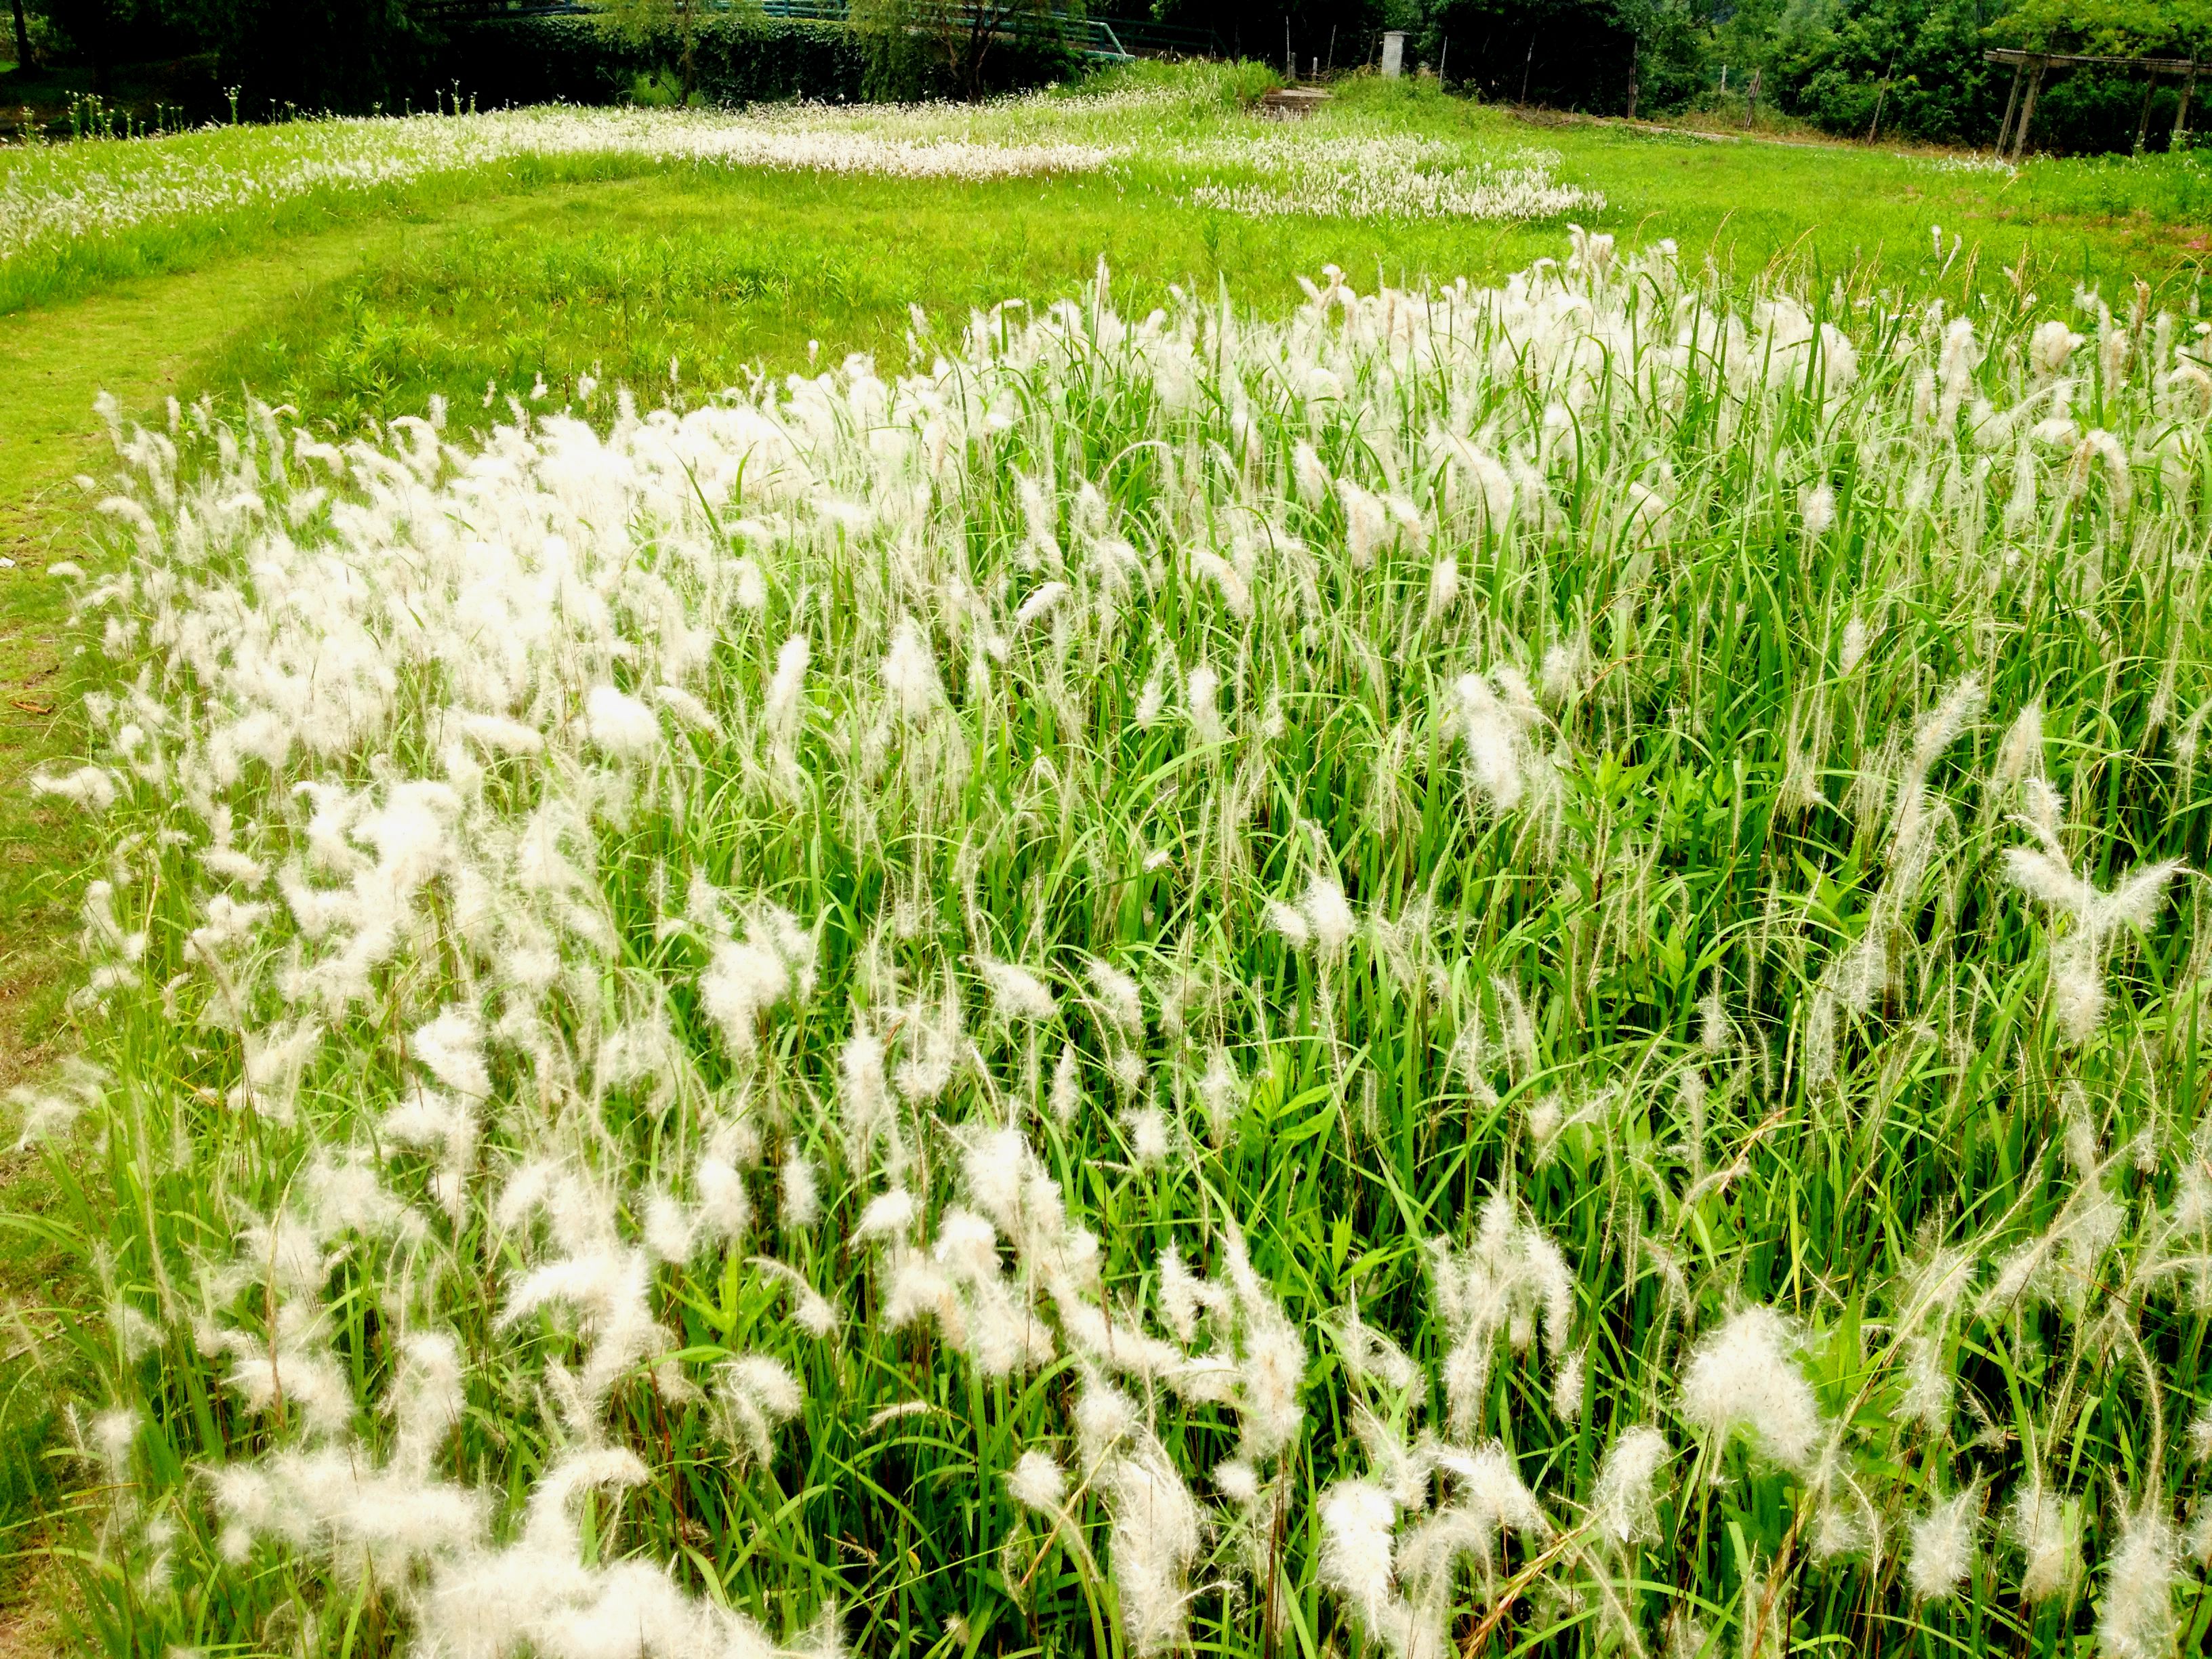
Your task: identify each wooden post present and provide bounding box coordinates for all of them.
[2137,73,2159,152]
[2177,61,2198,147]
[2011,56,2045,160]
[1997,60,2025,153]
[1868,51,1898,141]
[1744,66,1760,128]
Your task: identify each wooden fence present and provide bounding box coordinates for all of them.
[1987,45,2198,159]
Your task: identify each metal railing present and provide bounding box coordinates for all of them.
[757,2,1223,61]
[414,1,1225,64]
[1088,14,1221,56]
[414,1,592,19]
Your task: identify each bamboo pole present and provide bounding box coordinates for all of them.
[1867,50,1898,142]
[2177,62,2198,147]
[1997,60,2024,154]
[2011,56,2045,160]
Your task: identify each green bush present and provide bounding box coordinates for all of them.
[685,14,876,104]
[434,15,644,108]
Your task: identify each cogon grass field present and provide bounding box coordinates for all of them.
[5,58,2212,1659]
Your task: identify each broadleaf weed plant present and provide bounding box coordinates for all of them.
[16,228,2212,1659]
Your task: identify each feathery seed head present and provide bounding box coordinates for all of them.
[1677,1307,1822,1469]
[583,686,659,762]
[1905,1486,1980,1601]
[1008,1449,1067,1515]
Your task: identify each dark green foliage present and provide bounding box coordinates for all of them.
[434,13,645,108]
[1429,0,1639,106]
[434,12,1078,110]
[19,0,199,89]
[201,0,433,117]
[1426,0,1707,114]
[1748,0,2000,145]
[11,1,1079,115]
[848,0,939,100]
[1740,0,2212,150]
[435,16,871,110]
[844,0,1087,103]
[678,16,874,104]
[2024,68,2191,153]
[1151,0,1389,71]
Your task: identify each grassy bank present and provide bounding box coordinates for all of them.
[2,60,2212,1659]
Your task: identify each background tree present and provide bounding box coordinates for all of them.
[848,0,937,99]
[1149,1,1385,74]
[1421,0,1701,112]
[600,0,713,104]
[29,0,153,90]
[178,0,429,114]
[851,0,1080,102]
[1990,0,2212,54]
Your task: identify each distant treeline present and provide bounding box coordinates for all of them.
[1201,0,2212,150]
[4,2,1089,115]
[9,0,2210,152]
